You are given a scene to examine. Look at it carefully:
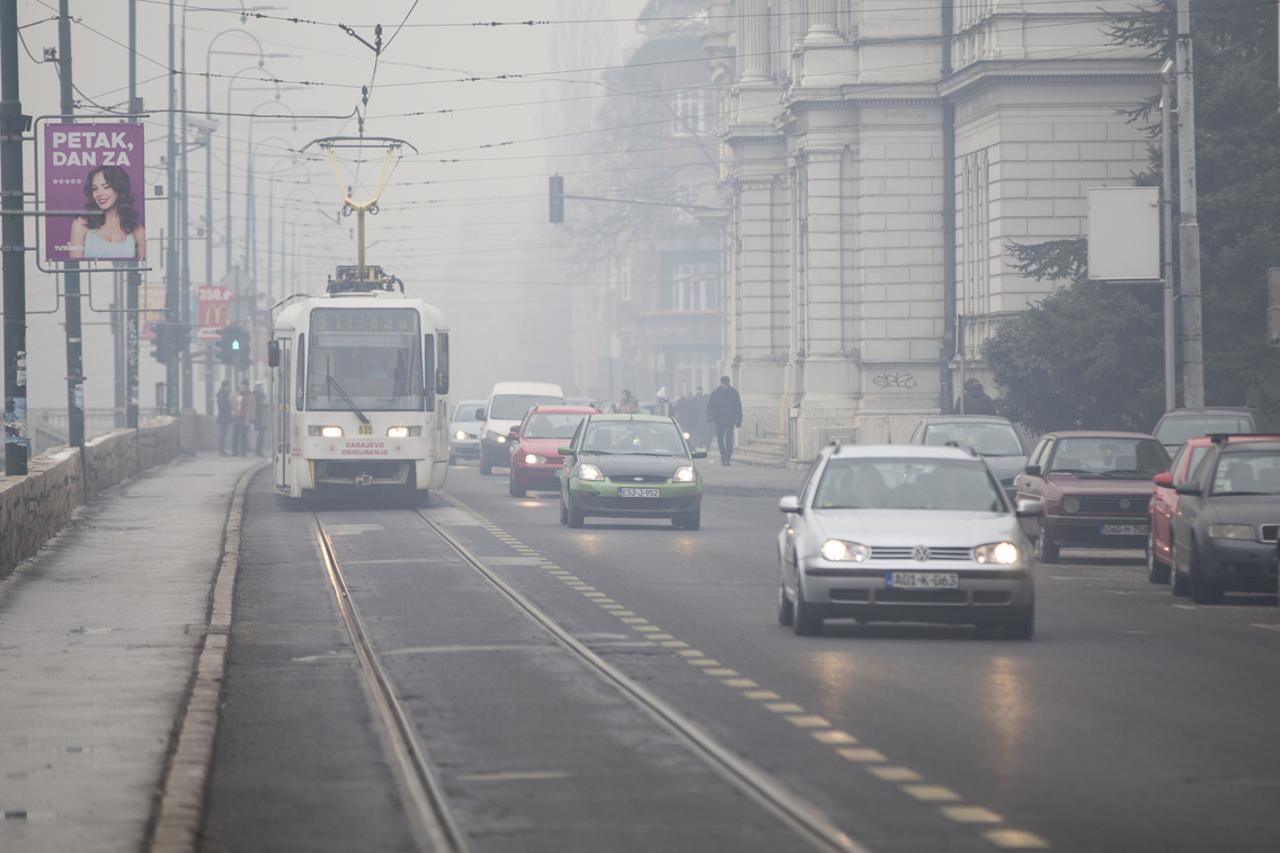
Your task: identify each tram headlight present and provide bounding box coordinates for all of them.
[309,425,344,438]
[387,426,421,438]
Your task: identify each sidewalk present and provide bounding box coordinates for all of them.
[697,458,806,496]
[0,454,256,853]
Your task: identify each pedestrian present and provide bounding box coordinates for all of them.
[233,380,252,456]
[215,380,232,456]
[692,386,710,450]
[707,375,743,466]
[956,378,997,415]
[253,382,268,457]
[615,389,640,414]
[653,387,671,417]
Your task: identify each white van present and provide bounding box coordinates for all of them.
[478,381,565,475]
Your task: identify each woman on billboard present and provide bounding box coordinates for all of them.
[69,165,146,260]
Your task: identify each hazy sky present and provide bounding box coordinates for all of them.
[9,0,645,411]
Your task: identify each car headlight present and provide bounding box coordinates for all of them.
[673,465,695,483]
[455,430,467,440]
[496,434,507,444]
[1062,496,1080,514]
[819,539,869,562]
[683,431,691,440]
[309,425,343,438]
[1208,524,1257,541]
[524,453,546,465]
[975,541,1021,565]
[387,426,421,438]
[576,463,604,481]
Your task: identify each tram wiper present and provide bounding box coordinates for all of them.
[326,366,370,425]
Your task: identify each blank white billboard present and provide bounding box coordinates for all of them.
[1087,186,1161,281]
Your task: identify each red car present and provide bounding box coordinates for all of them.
[507,405,597,497]
[1014,431,1170,563]
[1147,434,1270,583]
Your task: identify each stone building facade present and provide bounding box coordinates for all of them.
[710,0,1159,459]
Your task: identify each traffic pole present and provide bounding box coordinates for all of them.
[58,0,86,450]
[1,0,31,475]
[1161,69,1177,412]
[126,0,140,428]
[164,0,180,415]
[1175,0,1205,407]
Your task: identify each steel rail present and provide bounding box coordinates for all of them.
[412,505,868,853]
[312,512,471,853]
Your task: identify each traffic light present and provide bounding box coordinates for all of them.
[549,174,564,224]
[218,325,249,367]
[151,323,172,364]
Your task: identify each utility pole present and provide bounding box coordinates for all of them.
[164,0,180,415]
[57,0,85,450]
[1175,0,1205,407]
[126,0,140,428]
[180,10,192,411]
[1161,63,1177,411]
[1,0,31,474]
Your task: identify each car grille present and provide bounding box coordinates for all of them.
[1075,495,1149,515]
[876,589,968,604]
[609,474,669,484]
[1260,524,1279,543]
[870,546,972,562]
[597,497,680,511]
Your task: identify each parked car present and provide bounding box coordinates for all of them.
[478,381,565,475]
[1152,407,1260,454]
[1147,436,1216,583]
[909,415,1030,499]
[507,405,596,497]
[448,399,485,464]
[558,414,706,529]
[1168,434,1280,603]
[776,443,1041,638]
[1014,431,1170,563]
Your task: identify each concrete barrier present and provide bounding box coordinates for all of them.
[0,416,187,580]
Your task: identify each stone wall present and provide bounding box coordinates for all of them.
[0,417,185,579]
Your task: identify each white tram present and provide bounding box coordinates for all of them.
[268,265,450,499]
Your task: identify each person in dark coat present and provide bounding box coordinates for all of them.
[707,376,743,466]
[253,383,268,457]
[957,378,998,415]
[233,380,252,456]
[215,381,232,455]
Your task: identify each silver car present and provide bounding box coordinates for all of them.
[448,399,485,464]
[777,444,1042,638]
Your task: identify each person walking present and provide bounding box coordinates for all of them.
[215,381,232,456]
[614,389,640,414]
[707,376,743,466]
[956,378,997,415]
[233,380,253,456]
[253,382,268,457]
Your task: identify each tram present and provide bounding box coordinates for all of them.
[268,265,450,500]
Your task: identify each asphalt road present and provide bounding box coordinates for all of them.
[202,463,1280,853]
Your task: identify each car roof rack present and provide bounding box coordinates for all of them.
[944,440,979,457]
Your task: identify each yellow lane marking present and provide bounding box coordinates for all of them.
[903,785,961,802]
[765,702,805,714]
[744,690,781,701]
[786,715,831,729]
[722,678,758,688]
[613,610,637,617]
[583,592,607,599]
[620,617,649,625]
[600,604,627,611]
[677,649,705,657]
[648,633,675,641]
[837,748,887,763]
[687,658,720,667]
[660,641,689,649]
[869,767,920,782]
[811,730,858,746]
[942,806,1003,824]
[984,829,1050,849]
[634,626,663,634]
[704,668,739,677]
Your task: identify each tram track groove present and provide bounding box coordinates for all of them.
[312,510,471,853]
[412,506,868,853]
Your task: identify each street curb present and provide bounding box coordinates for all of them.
[147,462,264,853]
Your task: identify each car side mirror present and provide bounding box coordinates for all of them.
[267,340,280,368]
[1175,483,1202,497]
[558,446,574,457]
[691,450,708,459]
[507,430,519,442]
[1015,498,1044,518]
[779,495,802,514]
[1024,464,1042,476]
[1153,472,1174,488]
[474,407,485,421]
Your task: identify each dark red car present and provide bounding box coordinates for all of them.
[507,405,597,497]
[1014,431,1170,563]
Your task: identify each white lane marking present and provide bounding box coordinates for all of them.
[902,785,961,802]
[455,770,570,783]
[942,806,1003,824]
[984,829,1050,849]
[1251,623,1280,631]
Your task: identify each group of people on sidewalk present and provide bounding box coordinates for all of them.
[215,380,267,457]
[611,377,743,466]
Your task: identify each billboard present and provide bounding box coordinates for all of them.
[1086,186,1160,281]
[43,122,146,263]
[198,285,232,341]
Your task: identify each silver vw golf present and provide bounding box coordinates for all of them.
[777,444,1042,638]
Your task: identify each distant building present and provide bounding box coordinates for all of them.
[709,0,1158,460]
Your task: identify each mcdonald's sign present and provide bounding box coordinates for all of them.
[197,284,231,342]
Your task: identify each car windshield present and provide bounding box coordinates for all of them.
[452,403,483,424]
[306,308,423,412]
[490,394,563,420]
[922,422,1023,456]
[524,413,587,439]
[812,458,1005,513]
[580,421,687,456]
[1156,416,1251,445]
[1210,451,1280,496]
[1046,438,1168,478]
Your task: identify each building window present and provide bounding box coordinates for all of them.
[671,88,712,137]
[671,350,719,397]
[614,255,633,303]
[959,148,990,358]
[669,262,719,312]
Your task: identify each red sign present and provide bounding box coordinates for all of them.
[198,285,231,341]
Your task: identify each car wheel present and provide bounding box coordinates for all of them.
[1187,538,1224,604]
[791,576,824,637]
[559,497,568,526]
[1170,542,1191,597]
[567,498,585,529]
[1146,533,1170,584]
[776,581,794,627]
[479,457,492,476]
[1036,534,1060,564]
[1002,605,1035,640]
[509,477,526,498]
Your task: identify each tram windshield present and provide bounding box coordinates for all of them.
[306,308,424,411]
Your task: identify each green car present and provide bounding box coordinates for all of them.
[558,414,707,530]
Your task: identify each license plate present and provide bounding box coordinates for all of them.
[617,487,660,498]
[1101,524,1147,536]
[887,572,959,589]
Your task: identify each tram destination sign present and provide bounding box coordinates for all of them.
[43,122,146,263]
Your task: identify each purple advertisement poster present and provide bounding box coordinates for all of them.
[43,122,146,263]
